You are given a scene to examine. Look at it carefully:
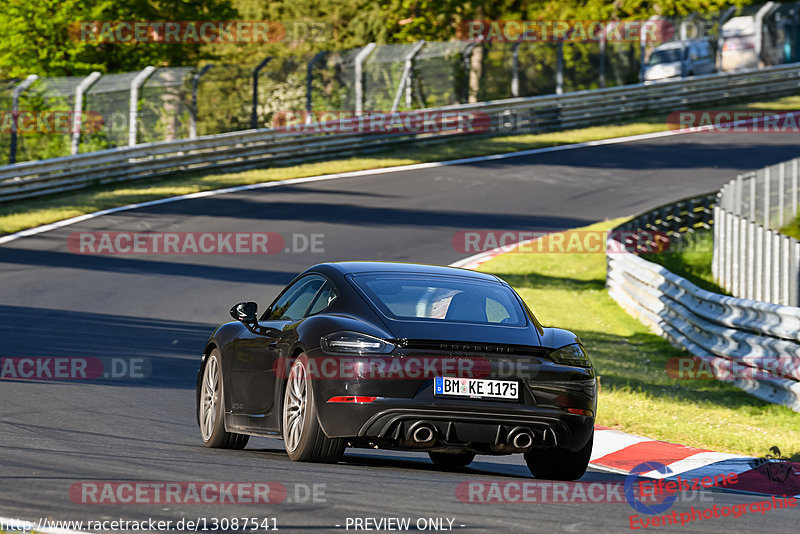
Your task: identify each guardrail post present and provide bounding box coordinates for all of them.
[354,43,376,116]
[391,40,425,112]
[556,41,564,95]
[190,64,213,139]
[71,71,101,156]
[9,74,39,164]
[305,51,326,119]
[128,66,156,147]
[251,57,272,130]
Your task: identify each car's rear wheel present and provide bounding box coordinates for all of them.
[282,355,345,463]
[199,350,249,449]
[524,433,592,480]
[428,451,475,468]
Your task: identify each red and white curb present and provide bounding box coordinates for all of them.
[454,243,800,498]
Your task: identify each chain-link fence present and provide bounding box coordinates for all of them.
[4,4,800,165]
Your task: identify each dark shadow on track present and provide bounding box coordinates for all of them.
[0,305,211,389]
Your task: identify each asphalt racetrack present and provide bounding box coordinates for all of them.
[1,132,799,533]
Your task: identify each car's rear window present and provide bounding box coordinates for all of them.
[351,274,526,326]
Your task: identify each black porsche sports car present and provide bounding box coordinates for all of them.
[196,262,597,480]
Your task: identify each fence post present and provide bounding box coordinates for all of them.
[712,205,720,280]
[750,176,757,221]
[391,40,425,112]
[773,232,781,304]
[71,71,101,156]
[128,66,156,147]
[782,236,790,305]
[9,74,39,164]
[764,229,773,302]
[747,219,756,300]
[354,43,376,116]
[599,27,606,88]
[556,41,564,95]
[779,161,786,227]
[764,167,771,227]
[717,7,736,70]
[511,40,521,97]
[305,51,326,118]
[794,241,800,306]
[755,3,777,65]
[732,212,741,295]
[190,64,213,139]
[793,158,799,220]
[251,57,272,130]
[755,225,764,301]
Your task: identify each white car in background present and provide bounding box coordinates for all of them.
[644,40,716,81]
[720,16,759,71]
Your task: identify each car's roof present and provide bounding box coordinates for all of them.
[654,39,709,50]
[312,261,503,282]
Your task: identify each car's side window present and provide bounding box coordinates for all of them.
[306,282,338,316]
[266,275,326,321]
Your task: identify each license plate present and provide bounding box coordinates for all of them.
[434,376,519,400]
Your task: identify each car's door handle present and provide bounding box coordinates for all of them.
[267,342,278,349]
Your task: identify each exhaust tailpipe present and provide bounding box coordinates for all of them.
[508,428,534,451]
[412,425,435,443]
[405,422,437,447]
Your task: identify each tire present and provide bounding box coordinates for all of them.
[199,349,249,449]
[524,433,592,481]
[282,354,345,463]
[429,451,476,468]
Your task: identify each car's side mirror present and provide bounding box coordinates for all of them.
[230,301,258,323]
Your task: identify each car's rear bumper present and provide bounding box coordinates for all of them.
[312,364,596,453]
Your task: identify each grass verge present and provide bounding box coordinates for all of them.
[780,216,800,240]
[4,95,800,237]
[478,220,799,458]
[646,231,725,294]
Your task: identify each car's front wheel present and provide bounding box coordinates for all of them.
[524,433,592,480]
[199,349,249,449]
[282,355,345,463]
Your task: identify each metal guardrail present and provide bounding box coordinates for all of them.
[714,159,800,306]
[3,63,800,203]
[607,195,800,412]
